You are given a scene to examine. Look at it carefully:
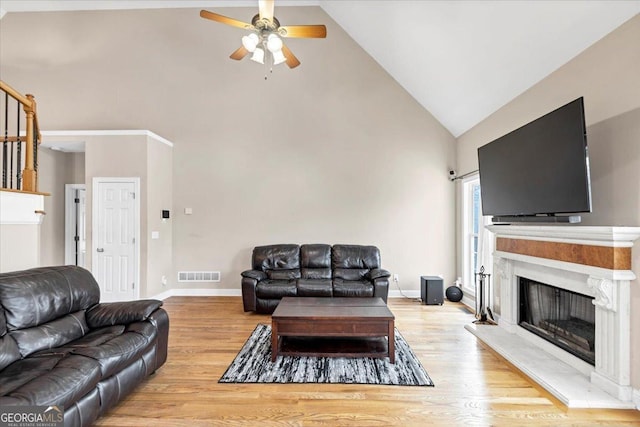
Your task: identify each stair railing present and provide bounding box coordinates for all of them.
[1,80,40,193]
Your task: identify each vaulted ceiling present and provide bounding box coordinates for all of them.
[1,0,638,137]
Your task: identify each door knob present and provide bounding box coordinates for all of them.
[97,248,104,253]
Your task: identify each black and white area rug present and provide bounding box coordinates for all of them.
[219,324,434,386]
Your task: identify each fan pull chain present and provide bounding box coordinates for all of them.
[264,53,275,80]
[264,67,273,80]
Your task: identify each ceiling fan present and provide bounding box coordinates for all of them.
[200,0,326,69]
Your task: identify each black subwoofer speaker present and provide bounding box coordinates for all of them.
[420,276,443,305]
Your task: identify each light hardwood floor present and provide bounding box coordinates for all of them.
[94,297,640,426]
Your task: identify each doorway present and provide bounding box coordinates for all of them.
[65,184,87,267]
[92,177,140,302]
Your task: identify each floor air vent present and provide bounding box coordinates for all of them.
[178,271,221,282]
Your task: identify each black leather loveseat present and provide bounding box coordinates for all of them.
[242,244,391,313]
[0,266,169,427]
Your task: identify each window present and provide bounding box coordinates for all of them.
[462,175,482,295]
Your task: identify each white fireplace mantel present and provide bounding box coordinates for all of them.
[486,225,640,244]
[466,225,640,408]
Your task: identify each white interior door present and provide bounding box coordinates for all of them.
[92,178,140,302]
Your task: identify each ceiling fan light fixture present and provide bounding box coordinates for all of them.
[250,47,265,64]
[241,33,259,52]
[200,5,327,71]
[272,49,287,65]
[266,33,283,53]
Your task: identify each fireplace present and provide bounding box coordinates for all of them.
[518,277,595,365]
[465,225,640,408]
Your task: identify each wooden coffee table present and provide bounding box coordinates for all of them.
[271,297,395,363]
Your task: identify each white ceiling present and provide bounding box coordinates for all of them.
[1,0,639,137]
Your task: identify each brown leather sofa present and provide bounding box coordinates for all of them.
[242,244,391,313]
[0,266,169,427]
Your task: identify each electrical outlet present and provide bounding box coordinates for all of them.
[393,274,399,282]
[161,275,167,286]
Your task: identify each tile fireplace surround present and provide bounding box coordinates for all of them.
[465,225,640,409]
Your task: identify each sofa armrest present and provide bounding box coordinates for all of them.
[86,300,163,329]
[241,277,259,312]
[147,308,170,370]
[241,270,267,281]
[367,268,391,280]
[373,277,389,303]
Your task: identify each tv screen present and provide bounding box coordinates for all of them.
[477,97,591,220]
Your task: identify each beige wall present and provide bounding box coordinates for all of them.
[42,134,173,298]
[583,107,640,227]
[70,153,85,184]
[84,135,149,297]
[456,15,640,388]
[0,6,457,294]
[145,137,173,297]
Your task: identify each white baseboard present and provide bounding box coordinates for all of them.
[461,294,475,311]
[634,388,640,410]
[150,288,241,300]
[152,288,420,301]
[150,289,174,300]
[388,289,420,299]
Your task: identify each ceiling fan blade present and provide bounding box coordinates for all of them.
[279,25,327,38]
[281,44,301,69]
[200,10,253,30]
[259,0,275,22]
[230,46,250,60]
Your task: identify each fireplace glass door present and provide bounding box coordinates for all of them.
[518,277,595,365]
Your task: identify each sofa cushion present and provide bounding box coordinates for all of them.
[67,326,127,348]
[297,279,333,297]
[300,244,332,280]
[0,354,102,407]
[266,269,301,280]
[29,326,127,359]
[333,279,374,298]
[0,311,20,370]
[301,268,332,279]
[72,322,157,379]
[301,244,331,267]
[0,335,20,371]
[332,245,381,270]
[10,311,88,358]
[333,268,369,281]
[252,244,300,271]
[255,280,297,299]
[0,266,100,331]
[0,354,65,397]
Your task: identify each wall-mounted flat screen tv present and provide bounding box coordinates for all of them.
[477,97,591,223]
